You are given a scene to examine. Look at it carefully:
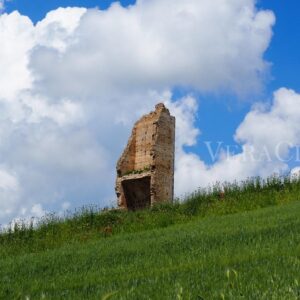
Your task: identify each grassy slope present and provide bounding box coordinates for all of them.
[2,175,300,259]
[1,200,300,300]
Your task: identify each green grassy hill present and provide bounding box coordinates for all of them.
[1,176,300,299]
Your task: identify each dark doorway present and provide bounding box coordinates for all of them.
[122,177,151,210]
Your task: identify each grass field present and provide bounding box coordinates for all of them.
[1,176,300,299]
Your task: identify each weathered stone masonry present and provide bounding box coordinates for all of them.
[115,103,175,210]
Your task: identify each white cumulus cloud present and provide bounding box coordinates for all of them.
[175,88,300,196]
[0,0,276,224]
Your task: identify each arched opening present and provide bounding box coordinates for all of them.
[122,176,151,210]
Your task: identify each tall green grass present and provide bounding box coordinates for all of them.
[1,174,300,258]
[1,199,300,299]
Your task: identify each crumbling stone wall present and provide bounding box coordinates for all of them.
[116,103,175,210]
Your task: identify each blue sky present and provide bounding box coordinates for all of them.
[5,0,136,23]
[0,0,300,224]
[259,0,300,92]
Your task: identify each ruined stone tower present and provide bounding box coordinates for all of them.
[115,103,175,210]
